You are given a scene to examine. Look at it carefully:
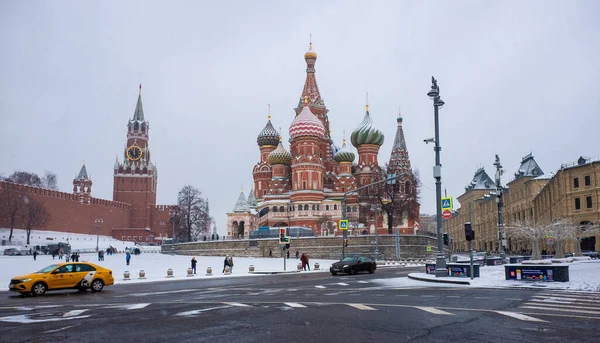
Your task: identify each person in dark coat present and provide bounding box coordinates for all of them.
[222,255,230,273]
[191,256,197,274]
[33,251,38,261]
[126,251,131,265]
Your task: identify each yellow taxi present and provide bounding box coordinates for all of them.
[8,262,114,296]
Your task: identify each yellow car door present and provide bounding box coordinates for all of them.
[70,264,92,287]
[49,264,73,289]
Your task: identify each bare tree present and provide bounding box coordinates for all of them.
[41,171,59,190]
[570,221,599,256]
[547,219,572,258]
[318,214,335,236]
[0,187,25,242]
[505,220,548,260]
[5,171,42,187]
[363,165,421,234]
[21,197,50,245]
[177,185,210,242]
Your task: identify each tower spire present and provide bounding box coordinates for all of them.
[268,104,271,121]
[388,109,411,176]
[366,92,369,112]
[133,84,145,121]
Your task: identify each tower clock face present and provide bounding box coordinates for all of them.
[127,146,142,161]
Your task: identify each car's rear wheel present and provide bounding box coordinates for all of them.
[32,282,47,296]
[369,265,375,274]
[331,272,338,276]
[91,279,104,292]
[350,267,357,275]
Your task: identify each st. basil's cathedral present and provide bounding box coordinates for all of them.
[227,43,419,238]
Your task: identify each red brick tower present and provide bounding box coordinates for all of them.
[73,163,92,204]
[113,85,157,229]
[289,97,326,203]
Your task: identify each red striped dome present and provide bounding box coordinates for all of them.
[289,105,325,140]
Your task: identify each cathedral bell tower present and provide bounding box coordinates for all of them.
[113,85,158,229]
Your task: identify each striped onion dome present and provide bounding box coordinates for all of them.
[350,106,385,147]
[257,118,280,147]
[267,140,292,165]
[289,104,325,140]
[334,139,355,163]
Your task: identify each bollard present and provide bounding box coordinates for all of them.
[166,268,174,278]
[123,271,130,280]
[314,262,320,270]
[206,266,212,276]
[139,270,146,279]
[224,266,231,275]
[297,263,303,271]
[249,265,255,273]
[187,268,194,277]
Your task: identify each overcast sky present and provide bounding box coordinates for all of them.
[1,1,599,234]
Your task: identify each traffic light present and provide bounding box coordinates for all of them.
[464,222,474,241]
[443,233,449,245]
[279,229,290,244]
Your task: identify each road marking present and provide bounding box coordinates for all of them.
[348,304,377,311]
[325,293,341,296]
[504,298,523,301]
[520,305,600,315]
[337,283,350,286]
[103,304,151,310]
[284,303,307,308]
[43,324,81,333]
[126,304,150,310]
[420,295,435,298]
[523,302,600,311]
[475,297,490,300]
[447,296,461,298]
[0,314,91,323]
[120,289,199,297]
[532,295,599,304]
[357,281,369,284]
[63,310,88,317]
[223,302,251,307]
[315,285,326,289]
[175,306,232,316]
[495,311,547,322]
[287,289,299,292]
[414,307,454,315]
[395,294,409,297]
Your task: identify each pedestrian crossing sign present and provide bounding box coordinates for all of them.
[426,246,432,252]
[339,220,348,230]
[441,197,453,210]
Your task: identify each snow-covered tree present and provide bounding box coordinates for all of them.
[176,185,211,242]
[505,220,548,260]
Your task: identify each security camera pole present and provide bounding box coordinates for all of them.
[426,76,447,277]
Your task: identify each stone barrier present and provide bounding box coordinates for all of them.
[187,268,194,277]
[206,266,212,276]
[138,270,146,279]
[249,265,255,272]
[224,266,231,275]
[314,262,320,270]
[166,268,174,278]
[123,271,130,280]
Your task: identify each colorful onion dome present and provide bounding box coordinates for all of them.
[257,116,280,147]
[289,101,326,140]
[267,139,292,165]
[351,105,385,147]
[304,42,317,60]
[334,139,355,163]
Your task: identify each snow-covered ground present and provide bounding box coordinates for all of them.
[374,259,600,292]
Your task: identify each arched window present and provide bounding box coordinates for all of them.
[334,204,338,210]
[272,206,278,212]
[352,207,357,212]
[405,181,411,193]
[326,205,329,211]
[279,206,285,212]
[312,204,316,211]
[304,204,309,211]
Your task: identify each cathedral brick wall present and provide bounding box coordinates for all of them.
[0,181,131,237]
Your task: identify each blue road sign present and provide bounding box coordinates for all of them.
[339,220,348,230]
[441,197,453,210]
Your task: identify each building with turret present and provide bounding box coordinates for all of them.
[0,86,176,243]
[226,43,419,238]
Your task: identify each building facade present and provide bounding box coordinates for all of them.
[227,44,419,238]
[446,154,600,254]
[0,87,175,243]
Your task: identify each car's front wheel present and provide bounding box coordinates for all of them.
[369,265,375,274]
[91,279,104,292]
[32,282,47,296]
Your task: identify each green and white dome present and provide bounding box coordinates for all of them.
[334,139,355,163]
[350,105,385,147]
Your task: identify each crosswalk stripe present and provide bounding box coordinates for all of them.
[494,311,547,322]
[315,285,326,289]
[63,310,88,317]
[531,296,600,304]
[348,304,377,311]
[538,293,600,300]
[524,302,600,311]
[223,302,251,307]
[337,283,349,286]
[520,305,600,315]
[284,303,306,308]
[127,304,150,310]
[414,306,454,315]
[175,306,231,316]
[357,281,369,284]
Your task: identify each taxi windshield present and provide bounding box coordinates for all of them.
[36,264,60,273]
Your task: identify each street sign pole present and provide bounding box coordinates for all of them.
[283,246,286,271]
[469,202,474,280]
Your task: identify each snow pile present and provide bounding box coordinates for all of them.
[374,260,600,292]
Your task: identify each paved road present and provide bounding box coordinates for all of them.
[1,266,599,343]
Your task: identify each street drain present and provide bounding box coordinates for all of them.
[24,336,69,343]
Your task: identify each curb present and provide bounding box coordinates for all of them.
[407,273,471,285]
[248,271,300,275]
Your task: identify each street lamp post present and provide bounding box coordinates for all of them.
[94,218,103,253]
[427,76,447,277]
[494,155,506,259]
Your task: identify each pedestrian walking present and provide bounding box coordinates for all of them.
[295,250,299,259]
[269,249,272,257]
[227,255,234,273]
[126,251,131,266]
[191,256,197,274]
[222,255,230,273]
[33,250,38,261]
[286,249,290,259]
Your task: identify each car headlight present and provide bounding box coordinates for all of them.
[343,265,349,268]
[21,278,32,283]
